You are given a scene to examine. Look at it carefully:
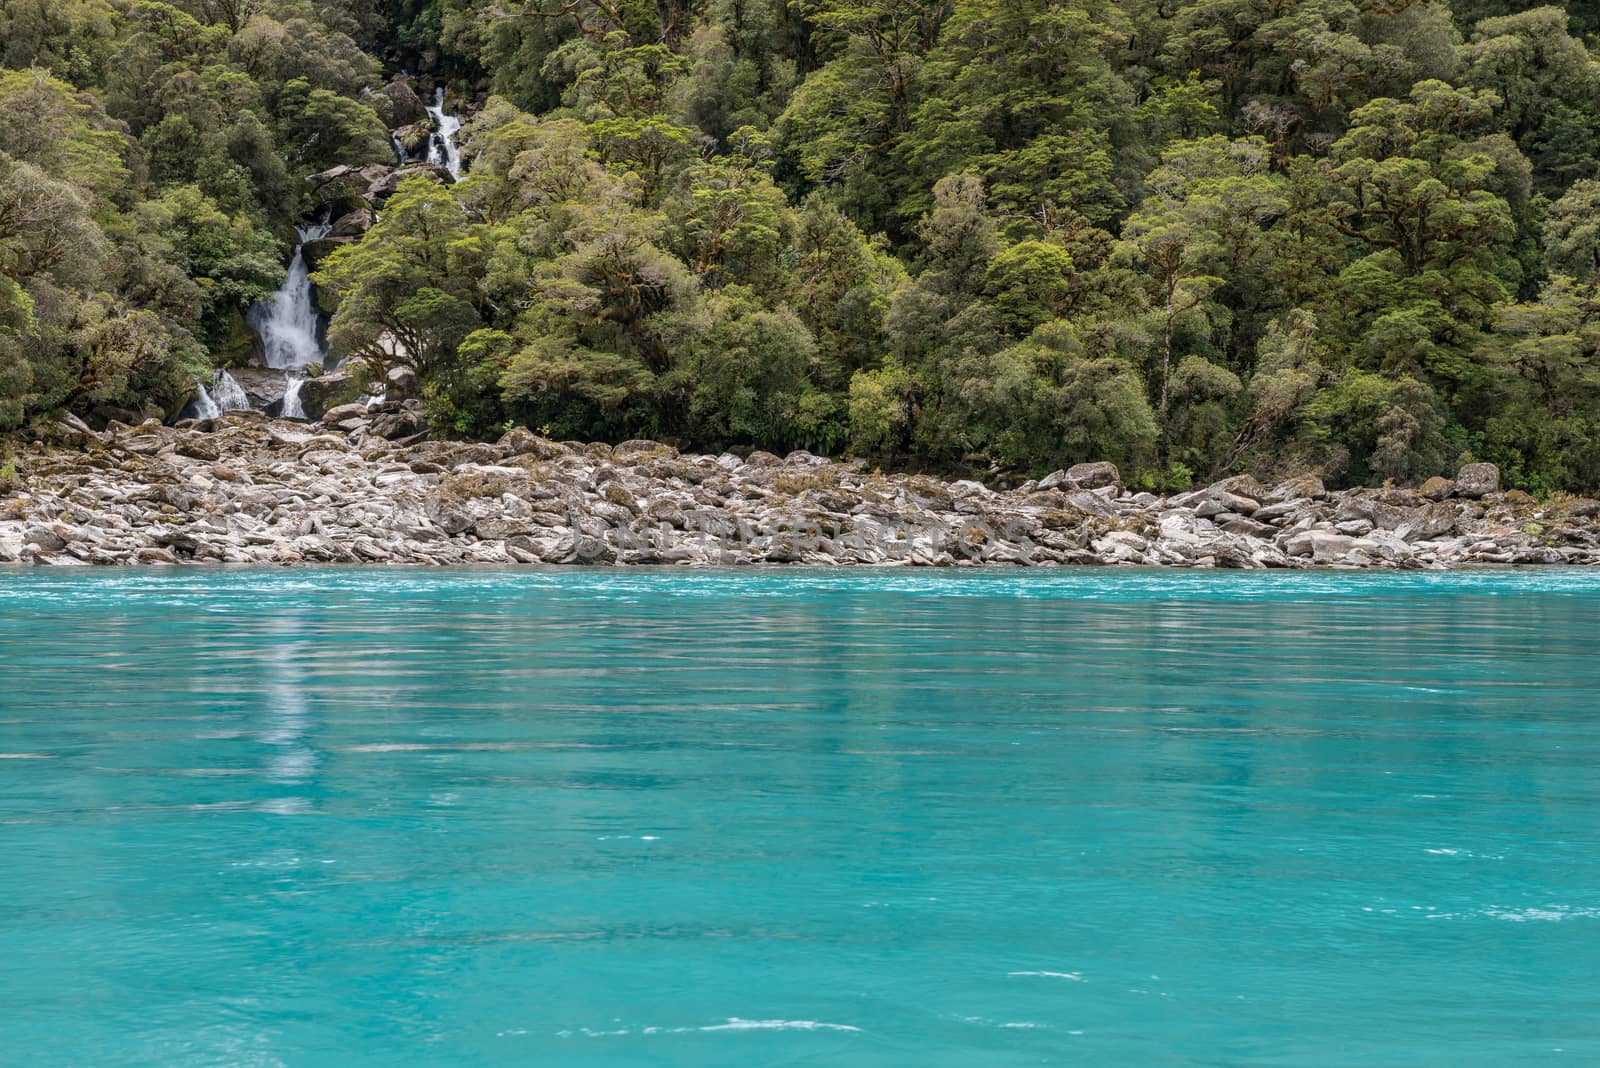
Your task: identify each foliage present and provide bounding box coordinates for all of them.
[8,0,1600,491]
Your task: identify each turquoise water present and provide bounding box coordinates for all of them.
[2,569,1599,1066]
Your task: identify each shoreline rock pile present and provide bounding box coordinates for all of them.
[2,411,1596,568]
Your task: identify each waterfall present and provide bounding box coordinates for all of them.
[281,375,307,420]
[191,378,222,420]
[426,87,463,180]
[248,222,331,372]
[249,220,332,416]
[188,370,253,421]
[212,371,252,411]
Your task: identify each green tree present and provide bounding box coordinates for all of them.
[316,177,483,383]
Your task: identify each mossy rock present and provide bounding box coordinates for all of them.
[298,371,366,421]
[214,305,260,365]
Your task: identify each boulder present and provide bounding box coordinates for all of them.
[613,439,677,462]
[1338,495,1408,531]
[227,367,290,404]
[1066,461,1121,490]
[392,122,433,160]
[308,163,355,188]
[1216,514,1276,539]
[299,236,352,271]
[50,413,102,447]
[309,164,380,217]
[319,402,371,426]
[368,404,428,440]
[298,370,365,422]
[329,209,374,239]
[1282,530,1316,557]
[365,164,455,205]
[1036,469,1076,491]
[497,427,544,457]
[1335,494,1456,542]
[1420,476,1455,501]
[1252,498,1314,524]
[23,525,67,551]
[386,365,418,394]
[372,79,426,129]
[1266,475,1327,503]
[1455,462,1499,498]
[1212,474,1268,502]
[1207,489,1261,515]
[1406,502,1458,542]
[1310,531,1355,564]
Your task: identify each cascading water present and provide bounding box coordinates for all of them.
[247,219,331,419]
[249,222,330,371]
[281,376,307,420]
[212,371,251,411]
[426,87,463,180]
[190,379,222,420]
[187,370,253,421]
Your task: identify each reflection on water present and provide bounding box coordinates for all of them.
[1,568,1599,1067]
[261,614,316,793]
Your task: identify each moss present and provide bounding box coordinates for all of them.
[438,467,540,502]
[772,470,836,496]
[212,305,261,365]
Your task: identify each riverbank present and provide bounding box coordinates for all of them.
[2,409,1595,568]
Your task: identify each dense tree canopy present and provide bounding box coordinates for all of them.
[4,0,1600,491]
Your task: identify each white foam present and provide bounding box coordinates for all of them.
[1008,970,1084,981]
[561,1018,861,1038]
[1485,906,1600,923]
[696,1019,860,1033]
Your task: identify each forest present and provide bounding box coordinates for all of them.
[3,0,1600,492]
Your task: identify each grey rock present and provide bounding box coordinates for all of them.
[1208,489,1261,515]
[1,409,1589,571]
[1252,498,1310,523]
[1419,476,1455,501]
[372,79,426,129]
[329,209,374,239]
[1283,530,1316,557]
[1311,531,1356,564]
[1455,463,1500,499]
[1265,475,1327,504]
[1216,514,1277,539]
[1066,462,1121,490]
[387,365,418,393]
[23,525,67,551]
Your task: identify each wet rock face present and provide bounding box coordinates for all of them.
[1,417,1594,569]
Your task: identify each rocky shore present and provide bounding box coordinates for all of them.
[2,406,1597,568]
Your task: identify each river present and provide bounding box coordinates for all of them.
[2,569,1597,1065]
